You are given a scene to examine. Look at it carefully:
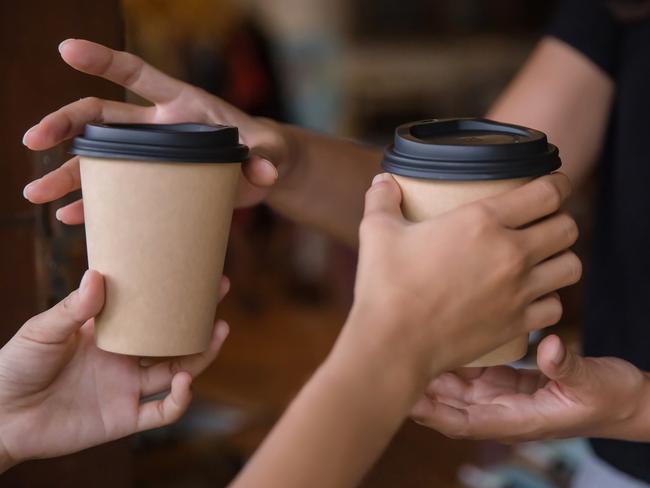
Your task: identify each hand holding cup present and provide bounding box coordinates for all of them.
[338,172,580,380]
[22,39,288,219]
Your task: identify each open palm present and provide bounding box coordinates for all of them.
[0,270,229,466]
[411,335,646,442]
[22,38,285,223]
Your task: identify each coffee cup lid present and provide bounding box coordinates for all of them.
[382,118,560,180]
[71,123,249,163]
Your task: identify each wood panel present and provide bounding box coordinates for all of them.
[0,1,131,485]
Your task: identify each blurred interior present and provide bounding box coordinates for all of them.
[1,0,594,486]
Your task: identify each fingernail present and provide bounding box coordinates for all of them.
[79,270,91,296]
[216,321,230,341]
[58,38,74,53]
[23,180,36,199]
[22,125,36,146]
[221,275,231,294]
[262,159,278,180]
[551,339,566,366]
[55,208,63,221]
[372,173,388,186]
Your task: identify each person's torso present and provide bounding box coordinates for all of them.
[585,14,650,484]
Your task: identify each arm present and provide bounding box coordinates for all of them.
[488,36,615,188]
[232,173,580,487]
[267,36,617,241]
[23,37,613,245]
[268,124,381,246]
[231,314,427,488]
[266,35,616,240]
[22,40,380,246]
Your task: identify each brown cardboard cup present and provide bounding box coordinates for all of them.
[382,118,561,367]
[394,174,530,367]
[73,123,248,356]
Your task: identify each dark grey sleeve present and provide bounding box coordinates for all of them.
[546,0,620,78]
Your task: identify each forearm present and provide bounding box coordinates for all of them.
[267,124,383,246]
[487,37,614,188]
[231,316,431,488]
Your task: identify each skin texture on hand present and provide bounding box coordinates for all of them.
[411,334,650,443]
[22,38,286,223]
[348,173,581,376]
[232,173,581,488]
[21,39,386,246]
[0,270,230,471]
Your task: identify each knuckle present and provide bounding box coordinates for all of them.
[122,53,145,85]
[470,202,496,224]
[502,239,527,275]
[61,290,85,324]
[62,292,76,313]
[465,203,497,235]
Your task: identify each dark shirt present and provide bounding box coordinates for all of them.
[547,0,650,483]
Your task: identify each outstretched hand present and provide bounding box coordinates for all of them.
[0,270,230,471]
[411,334,650,443]
[22,39,287,222]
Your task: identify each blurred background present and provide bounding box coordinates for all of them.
[1,0,594,486]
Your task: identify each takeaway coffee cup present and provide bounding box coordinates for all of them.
[71,123,248,357]
[382,118,561,367]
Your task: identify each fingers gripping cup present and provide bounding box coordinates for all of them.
[72,123,248,356]
[382,118,561,367]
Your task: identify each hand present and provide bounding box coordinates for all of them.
[341,172,581,379]
[22,38,288,223]
[0,270,230,471]
[411,334,650,442]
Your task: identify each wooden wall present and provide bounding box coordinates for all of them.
[0,1,132,485]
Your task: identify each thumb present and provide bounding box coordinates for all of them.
[242,156,278,188]
[21,270,105,344]
[537,334,588,388]
[363,173,404,220]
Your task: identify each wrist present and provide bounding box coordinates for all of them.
[348,298,453,375]
[328,307,438,413]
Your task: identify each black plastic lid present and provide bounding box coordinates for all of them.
[382,118,560,180]
[71,123,249,163]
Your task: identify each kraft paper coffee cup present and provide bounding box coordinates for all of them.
[71,123,248,356]
[382,118,561,367]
